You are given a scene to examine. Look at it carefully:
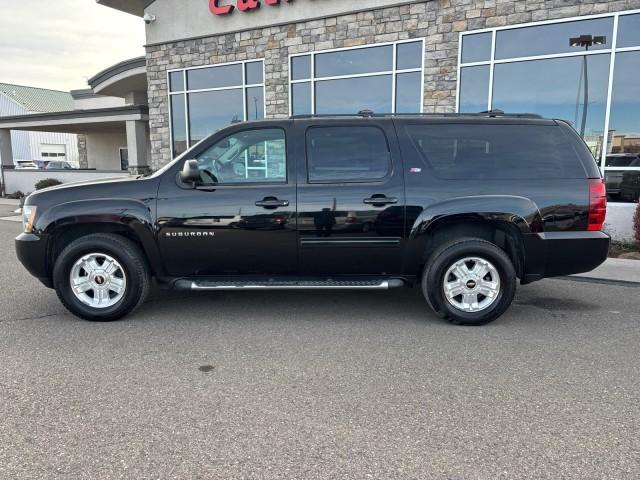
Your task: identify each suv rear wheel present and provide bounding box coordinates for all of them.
[422,238,516,326]
[53,233,151,321]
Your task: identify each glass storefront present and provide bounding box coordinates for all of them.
[289,40,424,116]
[168,60,265,157]
[458,11,640,203]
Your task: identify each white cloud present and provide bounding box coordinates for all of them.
[0,0,145,91]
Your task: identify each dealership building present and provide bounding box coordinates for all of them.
[95,0,640,233]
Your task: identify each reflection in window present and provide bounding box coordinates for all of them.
[397,41,423,69]
[306,126,390,182]
[492,55,610,159]
[187,64,243,90]
[292,82,311,115]
[291,41,424,115]
[196,128,286,185]
[459,66,489,113]
[168,60,265,157]
[406,124,585,180]
[495,17,613,59]
[605,51,640,202]
[396,72,422,113]
[315,76,393,114]
[291,55,311,81]
[246,86,264,121]
[461,32,492,63]
[188,89,244,145]
[617,14,640,48]
[170,94,187,156]
[315,45,393,77]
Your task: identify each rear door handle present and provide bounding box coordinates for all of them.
[255,198,289,209]
[363,195,398,206]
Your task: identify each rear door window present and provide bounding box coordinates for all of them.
[405,123,586,179]
[306,126,391,182]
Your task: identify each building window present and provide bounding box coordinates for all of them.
[290,40,424,116]
[457,10,640,203]
[168,60,265,158]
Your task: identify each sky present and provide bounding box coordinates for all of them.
[0,0,146,92]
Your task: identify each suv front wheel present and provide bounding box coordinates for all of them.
[53,233,151,321]
[422,238,517,326]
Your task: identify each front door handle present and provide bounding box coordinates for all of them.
[255,197,290,209]
[363,195,398,206]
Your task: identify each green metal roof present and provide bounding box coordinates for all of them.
[0,83,74,113]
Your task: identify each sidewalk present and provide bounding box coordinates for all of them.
[572,257,640,284]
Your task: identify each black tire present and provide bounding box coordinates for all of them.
[422,237,516,326]
[53,233,151,321]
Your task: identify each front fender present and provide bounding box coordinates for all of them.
[35,198,163,276]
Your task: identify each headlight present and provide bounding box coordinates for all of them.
[22,205,37,233]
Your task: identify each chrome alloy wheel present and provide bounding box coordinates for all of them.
[442,256,501,313]
[69,253,127,309]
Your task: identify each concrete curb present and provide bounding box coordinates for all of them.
[571,258,640,284]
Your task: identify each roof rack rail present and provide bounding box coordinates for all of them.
[290,111,544,120]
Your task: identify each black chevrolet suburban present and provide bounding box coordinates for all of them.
[16,113,610,325]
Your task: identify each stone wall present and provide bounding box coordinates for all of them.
[146,0,640,170]
[77,134,88,169]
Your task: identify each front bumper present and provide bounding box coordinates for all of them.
[521,231,610,283]
[15,233,52,288]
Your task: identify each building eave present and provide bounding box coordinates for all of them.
[95,0,156,17]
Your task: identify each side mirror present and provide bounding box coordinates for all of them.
[180,159,200,184]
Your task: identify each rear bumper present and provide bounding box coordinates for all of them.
[15,233,52,288]
[521,231,610,283]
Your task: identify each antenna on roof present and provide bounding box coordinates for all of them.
[358,109,375,117]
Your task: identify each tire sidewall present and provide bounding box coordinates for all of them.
[425,241,516,325]
[53,237,145,321]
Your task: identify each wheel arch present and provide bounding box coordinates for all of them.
[404,196,543,278]
[38,199,163,281]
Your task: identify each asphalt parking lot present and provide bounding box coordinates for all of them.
[0,220,639,479]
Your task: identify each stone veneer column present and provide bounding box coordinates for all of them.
[77,134,88,169]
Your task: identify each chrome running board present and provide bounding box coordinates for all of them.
[178,278,405,291]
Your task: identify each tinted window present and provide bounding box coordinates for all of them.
[396,41,422,70]
[291,55,311,80]
[170,94,187,156]
[292,82,311,115]
[395,72,422,113]
[188,89,244,144]
[315,76,392,114]
[461,32,492,63]
[169,72,184,92]
[187,64,243,90]
[315,46,393,77]
[459,66,489,113]
[196,129,286,185]
[617,14,640,48]
[245,61,263,84]
[495,18,613,59]
[492,55,610,159]
[306,126,391,182]
[246,86,264,121]
[406,124,586,179]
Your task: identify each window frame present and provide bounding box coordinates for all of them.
[304,124,393,184]
[456,9,640,187]
[167,59,266,159]
[192,126,289,187]
[289,39,426,116]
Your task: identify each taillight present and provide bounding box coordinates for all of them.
[587,178,607,231]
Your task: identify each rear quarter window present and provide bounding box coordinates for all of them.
[405,123,587,179]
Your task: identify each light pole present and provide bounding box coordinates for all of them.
[569,34,606,137]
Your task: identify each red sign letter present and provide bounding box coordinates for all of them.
[264,0,292,4]
[209,0,234,15]
[237,0,260,11]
